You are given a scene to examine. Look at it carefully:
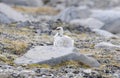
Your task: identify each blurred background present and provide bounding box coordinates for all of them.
[0,0,120,35]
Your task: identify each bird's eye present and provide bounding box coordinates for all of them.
[56,28,60,30]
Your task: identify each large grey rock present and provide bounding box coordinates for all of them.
[14,46,100,67]
[102,18,120,34]
[70,18,104,29]
[0,3,27,23]
[0,13,13,24]
[91,10,120,33]
[92,29,119,39]
[95,42,120,50]
[0,0,43,7]
[53,7,79,23]
[77,6,91,18]
[113,7,120,11]
[91,10,120,23]
[54,6,91,23]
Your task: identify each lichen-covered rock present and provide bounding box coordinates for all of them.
[14,46,100,67]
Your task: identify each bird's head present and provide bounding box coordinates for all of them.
[56,27,63,31]
[55,27,64,36]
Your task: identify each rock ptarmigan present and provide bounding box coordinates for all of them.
[54,27,74,48]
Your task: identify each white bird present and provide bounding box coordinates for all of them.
[54,27,74,48]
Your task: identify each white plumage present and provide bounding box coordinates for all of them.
[54,27,74,47]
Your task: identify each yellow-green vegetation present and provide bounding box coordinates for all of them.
[0,54,16,66]
[24,60,90,69]
[13,6,59,15]
[40,34,53,43]
[0,25,34,36]
[2,39,28,55]
[27,64,51,68]
[0,55,9,63]
[53,60,90,69]
[0,25,34,55]
[79,48,102,55]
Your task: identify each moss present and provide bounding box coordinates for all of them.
[0,55,8,63]
[3,39,29,55]
[12,40,28,53]
[6,60,16,66]
[22,60,90,69]
[90,44,95,49]
[0,25,33,36]
[0,25,34,55]
[0,55,15,66]
[27,64,51,68]
[53,60,90,69]
[9,23,17,27]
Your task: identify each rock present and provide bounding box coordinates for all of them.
[53,7,79,23]
[91,10,120,34]
[0,0,43,7]
[0,73,9,78]
[102,18,120,34]
[38,15,52,22]
[0,3,27,23]
[54,6,92,23]
[116,33,120,37]
[65,0,80,6]
[14,46,100,67]
[70,18,104,29]
[82,69,92,73]
[55,4,66,11]
[47,0,65,7]
[47,0,120,9]
[95,42,120,50]
[91,0,120,9]
[17,21,31,27]
[0,13,13,24]
[48,0,88,9]
[113,70,120,78]
[92,29,119,39]
[114,7,120,11]
[91,10,120,23]
[14,46,74,65]
[77,6,91,18]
